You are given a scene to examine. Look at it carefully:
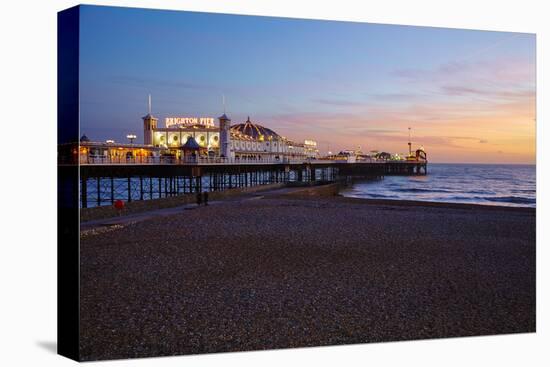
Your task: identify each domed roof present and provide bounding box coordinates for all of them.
[80,134,90,142]
[231,116,281,141]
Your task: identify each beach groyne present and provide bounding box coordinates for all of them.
[281,182,340,197]
[80,182,344,222]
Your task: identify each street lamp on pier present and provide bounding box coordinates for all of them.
[126,134,137,144]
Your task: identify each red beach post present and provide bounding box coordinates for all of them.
[114,199,125,216]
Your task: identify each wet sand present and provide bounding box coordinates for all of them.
[79,195,535,361]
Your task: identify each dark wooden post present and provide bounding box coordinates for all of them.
[81,177,88,208]
[127,177,131,202]
[110,177,114,204]
[96,177,101,206]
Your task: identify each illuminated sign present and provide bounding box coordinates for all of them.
[165,117,215,128]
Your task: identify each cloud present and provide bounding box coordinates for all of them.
[392,57,534,88]
[368,92,427,102]
[448,136,481,140]
[440,85,535,100]
[390,60,475,81]
[438,136,490,146]
[391,68,429,79]
[313,98,364,107]
[440,86,488,96]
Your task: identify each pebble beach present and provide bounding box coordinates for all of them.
[79,195,536,361]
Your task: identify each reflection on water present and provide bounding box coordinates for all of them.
[340,163,536,208]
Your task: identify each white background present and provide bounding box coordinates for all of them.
[0,0,547,365]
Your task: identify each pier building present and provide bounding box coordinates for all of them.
[143,111,315,161]
[71,114,317,164]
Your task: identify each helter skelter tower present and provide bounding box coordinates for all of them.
[218,94,232,158]
[408,127,412,157]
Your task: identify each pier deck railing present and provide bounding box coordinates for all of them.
[79,155,426,166]
[81,156,307,165]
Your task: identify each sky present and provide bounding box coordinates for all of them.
[79,5,536,163]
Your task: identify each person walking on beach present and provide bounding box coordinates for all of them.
[196,191,202,206]
[203,191,209,206]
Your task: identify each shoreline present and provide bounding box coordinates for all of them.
[80,182,535,224]
[331,195,536,213]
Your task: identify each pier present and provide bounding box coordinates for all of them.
[58,111,429,209]
[63,159,427,208]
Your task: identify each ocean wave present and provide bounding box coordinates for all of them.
[511,189,536,194]
[467,190,496,195]
[396,187,454,193]
[441,195,535,205]
[482,196,536,205]
[365,193,393,198]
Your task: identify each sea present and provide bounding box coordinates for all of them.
[339,164,536,208]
